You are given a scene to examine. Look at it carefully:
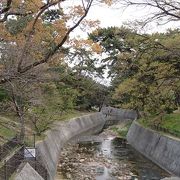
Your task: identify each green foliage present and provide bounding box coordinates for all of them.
[139,112,180,137]
[111,121,132,138]
[110,29,180,114]
[75,77,109,111]
[0,88,9,101]
[57,86,78,112]
[51,65,109,111]
[5,16,32,35]
[42,9,64,23]
[161,113,180,136]
[89,26,140,79]
[89,27,179,115]
[28,81,78,135]
[27,61,107,136]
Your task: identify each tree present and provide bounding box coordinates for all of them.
[112,0,180,115]
[28,80,78,136]
[89,26,141,84]
[74,76,109,111]
[0,0,94,83]
[66,38,103,78]
[89,26,179,115]
[53,65,109,111]
[0,0,113,142]
[120,0,180,26]
[113,29,180,115]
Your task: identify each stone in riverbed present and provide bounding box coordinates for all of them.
[80,158,85,162]
[66,173,72,179]
[96,166,104,174]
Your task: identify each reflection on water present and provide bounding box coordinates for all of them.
[79,137,170,180]
[100,137,114,157]
[96,166,110,180]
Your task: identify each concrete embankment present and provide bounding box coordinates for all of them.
[101,106,137,121]
[14,163,43,180]
[35,112,106,180]
[127,121,180,177]
[14,108,137,180]
[18,107,180,180]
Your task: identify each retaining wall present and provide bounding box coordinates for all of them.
[127,121,180,177]
[36,112,106,180]
[13,108,137,180]
[101,106,137,122]
[14,163,43,180]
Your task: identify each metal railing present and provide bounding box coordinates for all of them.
[0,135,19,161]
[0,145,48,179]
[0,146,24,180]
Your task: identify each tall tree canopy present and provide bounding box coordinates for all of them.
[89,27,180,115]
[0,0,113,141]
[0,0,111,83]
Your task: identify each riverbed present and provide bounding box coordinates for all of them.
[55,126,170,180]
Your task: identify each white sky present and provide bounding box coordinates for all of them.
[61,1,180,38]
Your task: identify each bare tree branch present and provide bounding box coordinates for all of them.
[19,0,93,73]
[0,0,12,15]
[120,0,180,24]
[17,0,65,71]
[0,11,33,23]
[0,0,94,84]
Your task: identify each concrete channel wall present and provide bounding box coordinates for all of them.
[101,106,137,125]
[17,107,180,180]
[35,112,106,180]
[127,121,180,177]
[15,163,44,180]
[13,108,138,180]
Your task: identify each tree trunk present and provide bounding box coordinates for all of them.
[98,96,106,112]
[11,89,25,144]
[135,108,140,119]
[18,111,25,143]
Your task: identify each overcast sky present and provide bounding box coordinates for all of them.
[62,0,180,38]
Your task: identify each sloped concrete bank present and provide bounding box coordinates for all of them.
[35,112,106,180]
[101,106,137,121]
[15,163,43,180]
[13,108,137,180]
[127,121,180,177]
[33,108,137,180]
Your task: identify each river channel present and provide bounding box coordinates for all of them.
[56,127,170,180]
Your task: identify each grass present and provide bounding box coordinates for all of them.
[0,126,16,139]
[161,113,180,136]
[139,112,180,138]
[0,115,19,145]
[138,115,155,128]
[111,121,132,138]
[33,110,92,142]
[0,110,91,145]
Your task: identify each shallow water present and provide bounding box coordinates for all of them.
[57,135,170,180]
[93,137,170,180]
